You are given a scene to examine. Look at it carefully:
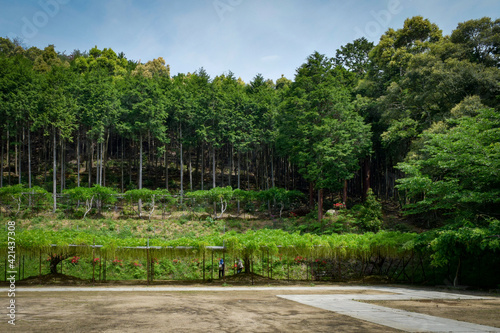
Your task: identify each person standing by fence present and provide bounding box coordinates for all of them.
[237,259,244,274]
[219,258,224,278]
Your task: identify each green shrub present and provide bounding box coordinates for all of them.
[353,189,383,232]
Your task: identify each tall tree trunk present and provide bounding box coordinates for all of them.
[246,151,250,190]
[138,135,143,217]
[189,148,193,191]
[14,131,17,180]
[343,179,348,204]
[362,157,371,201]
[164,145,168,191]
[179,124,183,204]
[18,128,23,185]
[1,135,3,188]
[220,147,224,187]
[28,128,31,189]
[318,189,324,223]
[60,138,64,193]
[271,147,275,188]
[237,150,241,214]
[89,140,93,187]
[77,133,80,187]
[212,145,216,188]
[139,136,143,190]
[52,129,57,213]
[95,140,99,186]
[309,183,314,208]
[195,144,200,190]
[7,129,10,185]
[200,142,204,191]
[229,144,233,187]
[121,139,124,193]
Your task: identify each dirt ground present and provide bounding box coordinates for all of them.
[367,298,500,329]
[4,290,406,333]
[2,274,500,332]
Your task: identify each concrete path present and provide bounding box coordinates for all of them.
[7,285,500,332]
[277,287,500,333]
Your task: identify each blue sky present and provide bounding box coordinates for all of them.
[1,0,499,83]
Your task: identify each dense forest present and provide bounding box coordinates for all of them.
[0,16,499,227]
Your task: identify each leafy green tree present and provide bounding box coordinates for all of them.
[450,17,500,67]
[186,186,234,219]
[396,108,500,222]
[334,37,374,77]
[119,66,168,193]
[34,66,77,212]
[278,52,371,221]
[78,68,120,186]
[124,188,157,219]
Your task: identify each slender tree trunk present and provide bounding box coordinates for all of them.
[229,144,233,187]
[96,140,99,186]
[164,145,168,191]
[237,150,241,214]
[271,147,275,188]
[255,151,260,190]
[179,124,183,204]
[318,189,324,223]
[200,142,204,191]
[99,140,103,186]
[212,145,216,188]
[14,131,17,180]
[28,128,31,189]
[1,135,3,188]
[19,128,23,185]
[246,151,250,190]
[89,140,93,187]
[265,149,270,212]
[309,183,314,208]
[139,136,143,190]
[7,130,10,185]
[121,139,124,193]
[77,133,80,187]
[189,148,193,191]
[138,136,143,217]
[362,157,371,201]
[195,145,200,190]
[60,138,64,193]
[43,135,47,185]
[52,129,57,213]
[220,147,224,187]
[343,179,348,204]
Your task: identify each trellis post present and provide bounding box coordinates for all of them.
[202,251,205,282]
[223,249,226,282]
[92,238,95,284]
[251,255,254,286]
[146,239,150,285]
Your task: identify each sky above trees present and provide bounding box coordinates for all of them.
[1,0,499,82]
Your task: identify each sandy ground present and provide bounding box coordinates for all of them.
[367,298,500,329]
[1,289,406,333]
[1,278,499,333]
